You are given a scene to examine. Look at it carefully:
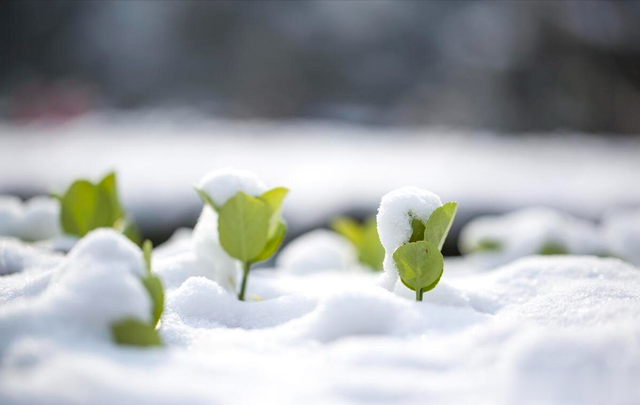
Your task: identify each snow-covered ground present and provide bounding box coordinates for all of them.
[1,114,639,235]
[1,228,639,405]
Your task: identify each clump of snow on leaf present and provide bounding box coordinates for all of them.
[459,207,602,267]
[0,196,61,242]
[193,168,269,293]
[376,186,442,290]
[276,229,357,275]
[197,168,267,208]
[0,229,151,350]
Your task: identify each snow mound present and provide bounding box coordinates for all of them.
[0,196,61,242]
[1,234,640,404]
[276,229,357,275]
[192,168,270,294]
[459,207,603,267]
[0,230,151,351]
[376,186,442,289]
[603,208,640,266]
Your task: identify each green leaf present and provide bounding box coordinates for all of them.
[60,180,113,237]
[424,202,458,250]
[539,242,568,255]
[98,171,123,223]
[111,318,162,347]
[218,192,271,262]
[120,219,142,246]
[409,217,426,243]
[393,240,444,293]
[358,218,385,271]
[253,221,287,262]
[142,274,164,327]
[331,217,363,246]
[195,187,220,211]
[260,187,289,238]
[472,239,502,253]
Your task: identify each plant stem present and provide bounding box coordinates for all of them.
[416,288,423,301]
[238,261,251,301]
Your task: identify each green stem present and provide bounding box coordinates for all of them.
[238,261,251,301]
[416,288,423,301]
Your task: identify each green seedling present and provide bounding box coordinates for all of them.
[111,240,164,347]
[392,202,458,301]
[196,187,289,301]
[331,216,384,271]
[54,172,141,244]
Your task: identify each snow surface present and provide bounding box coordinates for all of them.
[1,115,639,235]
[0,196,61,242]
[376,186,443,290]
[459,207,604,268]
[603,208,640,266]
[276,229,358,275]
[2,224,639,404]
[0,230,151,353]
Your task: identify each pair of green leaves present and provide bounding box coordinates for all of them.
[331,216,385,271]
[196,186,288,300]
[392,202,457,301]
[196,187,289,264]
[55,172,141,244]
[111,240,164,347]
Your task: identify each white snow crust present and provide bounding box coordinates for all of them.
[459,207,604,268]
[0,196,61,242]
[0,230,151,352]
[603,208,640,266]
[276,229,358,275]
[0,222,639,405]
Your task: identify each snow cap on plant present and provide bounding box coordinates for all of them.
[376,187,457,300]
[194,168,288,301]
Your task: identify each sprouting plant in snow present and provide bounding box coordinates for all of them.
[54,172,141,244]
[196,186,288,301]
[331,216,384,271]
[111,240,164,346]
[392,202,457,301]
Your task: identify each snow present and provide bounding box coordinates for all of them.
[376,186,443,289]
[603,208,640,266]
[0,196,61,242]
[1,227,639,404]
[1,116,639,236]
[459,207,603,268]
[276,229,358,274]
[197,168,268,208]
[0,230,151,352]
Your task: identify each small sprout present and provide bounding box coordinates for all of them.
[392,202,458,301]
[110,240,164,347]
[142,240,164,327]
[198,187,288,301]
[59,172,141,244]
[472,239,502,253]
[331,216,385,271]
[538,242,568,255]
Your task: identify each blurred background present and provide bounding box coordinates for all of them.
[1,0,640,254]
